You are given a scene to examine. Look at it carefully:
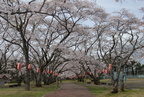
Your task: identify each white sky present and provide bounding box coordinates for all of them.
[96,0,144,18]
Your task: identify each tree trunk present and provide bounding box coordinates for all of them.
[25,53,30,90]
[111,65,123,93]
[93,77,100,85]
[43,74,48,85]
[46,74,53,85]
[132,66,134,75]
[77,76,84,82]
[25,68,30,90]
[111,79,119,93]
[23,40,30,91]
[17,76,22,86]
[120,80,124,91]
[120,67,125,92]
[35,72,42,87]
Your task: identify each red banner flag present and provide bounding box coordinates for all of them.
[28,64,32,69]
[109,64,112,71]
[17,63,22,70]
[90,72,92,75]
[97,70,101,74]
[37,68,40,73]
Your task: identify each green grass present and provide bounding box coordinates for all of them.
[0,83,59,97]
[87,86,144,97]
[86,78,144,97]
[74,78,144,97]
[87,86,111,97]
[100,78,144,82]
[100,79,111,82]
[62,80,77,83]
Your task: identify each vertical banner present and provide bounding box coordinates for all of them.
[17,63,22,70]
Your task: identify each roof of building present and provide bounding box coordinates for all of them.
[0,74,8,80]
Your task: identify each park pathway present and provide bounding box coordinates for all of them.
[44,82,95,97]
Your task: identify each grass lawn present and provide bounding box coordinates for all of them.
[74,78,144,97]
[87,85,144,97]
[86,78,144,97]
[100,77,144,83]
[0,83,59,97]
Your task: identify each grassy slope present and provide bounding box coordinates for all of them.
[0,83,59,97]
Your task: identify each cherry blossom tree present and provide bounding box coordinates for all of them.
[26,0,99,86]
[0,0,38,90]
[7,51,25,85]
[58,43,107,84]
[1,0,143,93]
[97,9,144,93]
[0,39,24,85]
[0,0,107,90]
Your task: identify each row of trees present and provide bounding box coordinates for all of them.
[0,0,144,93]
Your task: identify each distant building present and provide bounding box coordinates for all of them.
[0,74,8,85]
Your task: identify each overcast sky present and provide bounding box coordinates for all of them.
[22,0,143,18]
[96,0,144,18]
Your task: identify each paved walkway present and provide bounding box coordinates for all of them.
[44,82,95,97]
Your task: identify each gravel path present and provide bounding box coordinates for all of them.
[44,82,95,97]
